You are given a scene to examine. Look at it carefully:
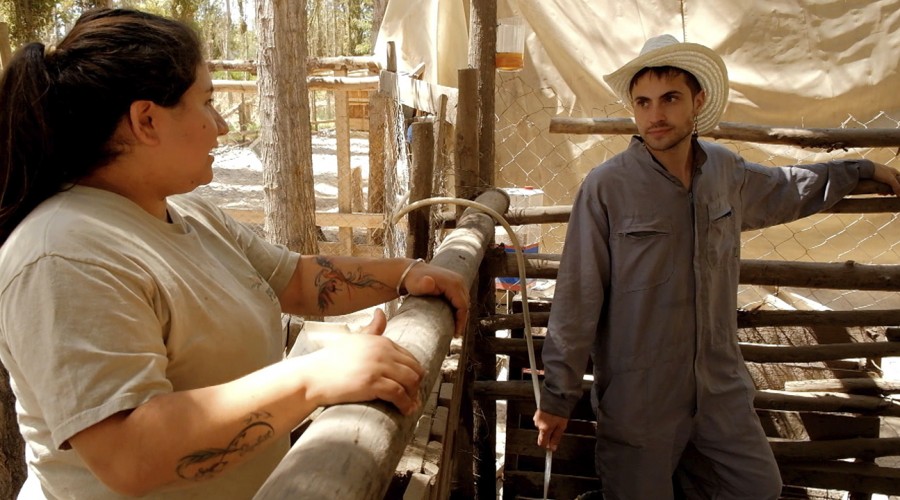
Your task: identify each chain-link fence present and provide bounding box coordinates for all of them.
[488,71,900,313]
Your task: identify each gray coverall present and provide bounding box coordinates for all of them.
[539,136,874,499]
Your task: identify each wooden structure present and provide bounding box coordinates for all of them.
[468,123,900,499]
[210,57,383,257]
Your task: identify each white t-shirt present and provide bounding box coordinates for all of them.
[0,186,300,499]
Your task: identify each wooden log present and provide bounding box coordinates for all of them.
[480,335,900,365]
[737,309,900,328]
[739,341,900,363]
[207,57,380,76]
[436,188,898,227]
[367,91,388,246]
[377,70,460,126]
[335,68,353,256]
[469,0,496,195]
[307,55,380,74]
[783,378,900,395]
[489,254,900,292]
[549,117,900,149]
[755,390,900,416]
[480,309,900,333]
[207,59,258,74]
[212,76,380,93]
[739,260,900,291]
[476,381,900,416]
[886,326,900,342]
[454,68,480,220]
[408,122,435,260]
[770,437,900,461]
[254,189,508,500]
[779,461,900,495]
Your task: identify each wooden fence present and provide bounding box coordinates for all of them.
[470,121,900,499]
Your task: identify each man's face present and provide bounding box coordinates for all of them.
[630,72,705,154]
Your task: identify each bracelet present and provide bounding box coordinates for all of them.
[396,258,425,297]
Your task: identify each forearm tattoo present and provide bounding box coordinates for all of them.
[314,256,389,313]
[175,411,275,482]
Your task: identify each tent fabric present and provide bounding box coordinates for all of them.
[376,0,900,128]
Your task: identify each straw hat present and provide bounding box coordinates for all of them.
[603,34,728,134]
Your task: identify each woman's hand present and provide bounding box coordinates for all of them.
[300,309,424,416]
[401,262,470,337]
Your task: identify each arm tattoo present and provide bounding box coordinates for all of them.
[175,411,275,482]
[314,256,389,313]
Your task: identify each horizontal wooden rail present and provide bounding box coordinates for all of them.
[254,190,509,499]
[474,381,900,416]
[784,377,900,394]
[480,309,900,331]
[488,255,900,292]
[212,76,379,93]
[508,426,900,462]
[549,117,900,149]
[208,56,380,75]
[438,189,899,228]
[479,336,900,363]
[779,461,900,495]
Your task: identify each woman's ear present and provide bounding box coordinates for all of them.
[126,100,162,146]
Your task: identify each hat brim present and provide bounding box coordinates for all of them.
[603,42,728,135]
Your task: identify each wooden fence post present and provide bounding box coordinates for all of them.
[408,121,434,260]
[254,189,509,500]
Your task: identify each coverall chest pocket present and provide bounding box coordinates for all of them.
[613,215,673,292]
[707,200,738,268]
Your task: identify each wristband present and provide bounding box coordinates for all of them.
[396,258,424,297]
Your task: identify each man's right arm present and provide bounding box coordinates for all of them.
[536,175,610,442]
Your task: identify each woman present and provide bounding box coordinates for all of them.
[0,8,468,499]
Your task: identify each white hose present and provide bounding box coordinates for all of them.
[392,195,552,500]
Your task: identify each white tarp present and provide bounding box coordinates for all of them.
[376,0,900,128]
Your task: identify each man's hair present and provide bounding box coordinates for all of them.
[629,66,702,97]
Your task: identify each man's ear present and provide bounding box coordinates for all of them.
[126,100,162,146]
[694,89,707,114]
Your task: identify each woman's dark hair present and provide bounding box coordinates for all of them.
[0,8,203,243]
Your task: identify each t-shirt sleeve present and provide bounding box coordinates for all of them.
[1,256,173,450]
[181,195,300,295]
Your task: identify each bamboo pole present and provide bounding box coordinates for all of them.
[549,117,900,149]
[784,378,900,395]
[254,190,509,500]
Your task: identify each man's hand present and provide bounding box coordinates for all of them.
[533,409,569,452]
[872,162,900,196]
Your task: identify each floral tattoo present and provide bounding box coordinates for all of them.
[314,256,389,313]
[176,411,275,482]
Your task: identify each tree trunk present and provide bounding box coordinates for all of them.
[1,364,26,499]
[257,0,318,254]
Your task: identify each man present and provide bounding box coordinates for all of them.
[533,34,900,499]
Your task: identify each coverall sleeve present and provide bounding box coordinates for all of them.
[539,176,610,418]
[739,158,874,230]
